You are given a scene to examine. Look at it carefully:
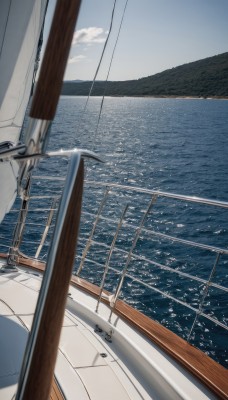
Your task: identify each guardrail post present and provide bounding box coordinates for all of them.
[109,194,158,322]
[76,187,109,276]
[35,196,58,259]
[187,252,221,342]
[96,204,128,313]
[7,176,32,267]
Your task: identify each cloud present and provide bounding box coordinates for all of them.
[68,55,86,64]
[72,27,106,45]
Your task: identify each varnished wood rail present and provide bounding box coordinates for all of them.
[12,160,84,400]
[25,161,83,400]
[30,0,82,120]
[50,378,64,400]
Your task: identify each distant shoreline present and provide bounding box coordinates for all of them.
[135,95,228,100]
[61,94,228,100]
[62,53,228,98]
[130,95,228,100]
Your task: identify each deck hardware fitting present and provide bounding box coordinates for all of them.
[100,353,107,358]
[105,329,113,343]
[0,265,18,273]
[94,324,103,333]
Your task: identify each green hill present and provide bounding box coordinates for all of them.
[62,52,228,97]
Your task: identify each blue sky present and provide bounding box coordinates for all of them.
[46,0,228,81]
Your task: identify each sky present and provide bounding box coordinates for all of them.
[44,0,228,81]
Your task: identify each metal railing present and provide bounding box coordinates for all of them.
[76,181,228,360]
[0,177,227,363]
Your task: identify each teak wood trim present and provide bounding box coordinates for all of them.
[12,161,84,400]
[1,252,227,399]
[30,0,82,120]
[50,378,64,400]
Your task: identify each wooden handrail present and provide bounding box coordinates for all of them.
[15,159,84,400]
[30,0,82,120]
[50,378,64,400]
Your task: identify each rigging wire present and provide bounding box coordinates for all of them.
[72,0,129,152]
[0,0,12,59]
[85,0,118,106]
[70,0,118,149]
[92,0,129,151]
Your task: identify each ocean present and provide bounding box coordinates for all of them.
[1,97,228,366]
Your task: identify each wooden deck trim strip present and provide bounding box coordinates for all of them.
[50,378,64,400]
[71,275,228,399]
[115,300,228,399]
[1,253,227,399]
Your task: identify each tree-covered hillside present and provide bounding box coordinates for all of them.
[61,52,228,97]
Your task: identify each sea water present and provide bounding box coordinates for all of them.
[1,97,227,366]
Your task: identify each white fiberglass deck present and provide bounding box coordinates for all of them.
[0,258,218,400]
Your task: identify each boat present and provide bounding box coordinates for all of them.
[0,0,227,399]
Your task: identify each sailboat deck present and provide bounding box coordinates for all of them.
[0,257,227,399]
[0,260,151,400]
